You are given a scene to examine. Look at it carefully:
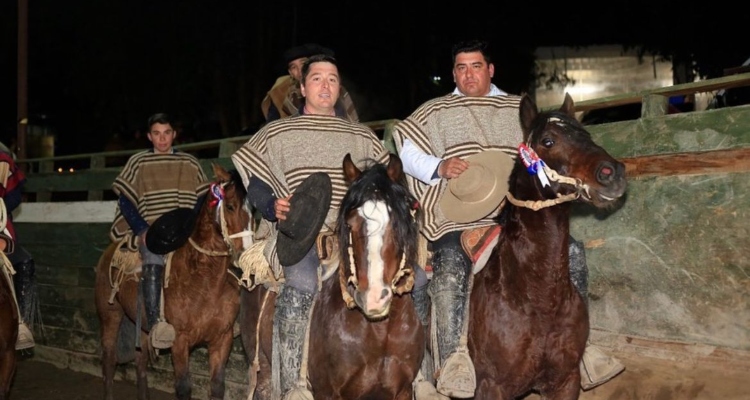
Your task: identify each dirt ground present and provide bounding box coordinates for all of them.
[7,349,750,399]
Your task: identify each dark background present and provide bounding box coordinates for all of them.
[1,1,745,157]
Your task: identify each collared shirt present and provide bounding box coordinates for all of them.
[400,84,508,184]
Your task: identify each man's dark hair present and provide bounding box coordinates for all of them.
[451,40,492,65]
[147,113,173,130]
[300,54,338,83]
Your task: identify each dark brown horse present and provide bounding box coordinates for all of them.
[94,163,252,400]
[0,261,18,400]
[241,153,424,399]
[467,93,627,399]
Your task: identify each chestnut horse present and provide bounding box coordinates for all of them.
[94,163,252,400]
[241,153,423,399]
[467,94,627,399]
[0,257,18,400]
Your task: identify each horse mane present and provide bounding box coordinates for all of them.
[336,160,420,269]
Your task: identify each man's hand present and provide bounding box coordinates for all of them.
[439,156,469,179]
[275,195,292,221]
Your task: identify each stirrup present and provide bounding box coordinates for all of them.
[580,344,625,390]
[16,322,35,350]
[436,351,476,399]
[282,387,314,400]
[414,371,450,400]
[150,321,175,349]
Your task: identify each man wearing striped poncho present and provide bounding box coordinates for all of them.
[232,54,388,400]
[110,113,209,350]
[394,40,624,399]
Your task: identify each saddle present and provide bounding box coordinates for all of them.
[422,225,501,279]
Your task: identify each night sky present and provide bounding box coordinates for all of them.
[2,1,745,157]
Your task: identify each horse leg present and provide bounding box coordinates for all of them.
[134,332,151,400]
[171,335,192,400]
[0,346,15,400]
[98,304,125,400]
[206,332,234,399]
[543,370,581,400]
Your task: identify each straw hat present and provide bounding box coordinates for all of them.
[440,150,514,223]
[277,172,332,266]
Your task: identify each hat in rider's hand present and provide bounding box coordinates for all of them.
[277,172,332,266]
[146,208,197,255]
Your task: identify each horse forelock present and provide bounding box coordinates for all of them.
[337,163,419,275]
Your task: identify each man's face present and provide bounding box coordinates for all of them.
[147,122,176,154]
[300,61,341,115]
[288,57,306,81]
[452,51,495,97]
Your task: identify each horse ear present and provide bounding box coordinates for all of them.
[385,153,403,183]
[212,162,230,181]
[519,94,538,139]
[342,153,361,185]
[560,92,576,117]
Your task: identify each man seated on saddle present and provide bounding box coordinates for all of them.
[0,146,37,351]
[393,40,625,398]
[261,43,359,123]
[110,113,209,350]
[233,53,422,400]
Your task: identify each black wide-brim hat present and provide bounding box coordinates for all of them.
[277,172,332,266]
[145,208,197,255]
[282,43,335,64]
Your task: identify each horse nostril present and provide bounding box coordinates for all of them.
[380,288,391,301]
[597,162,616,183]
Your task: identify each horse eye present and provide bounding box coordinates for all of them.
[542,137,554,147]
[226,204,235,211]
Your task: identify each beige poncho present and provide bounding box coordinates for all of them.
[110,151,209,250]
[231,115,389,274]
[393,95,523,241]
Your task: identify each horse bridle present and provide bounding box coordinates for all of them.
[188,180,252,257]
[338,205,416,310]
[506,117,591,211]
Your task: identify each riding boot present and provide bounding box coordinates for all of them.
[13,258,37,350]
[430,245,475,399]
[141,264,175,349]
[568,237,625,390]
[274,286,314,400]
[412,284,449,400]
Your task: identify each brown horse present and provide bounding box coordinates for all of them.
[0,261,18,400]
[94,163,252,400]
[467,93,627,399]
[241,153,424,399]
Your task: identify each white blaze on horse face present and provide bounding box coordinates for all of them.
[358,199,392,313]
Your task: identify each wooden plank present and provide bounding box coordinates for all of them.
[621,148,750,178]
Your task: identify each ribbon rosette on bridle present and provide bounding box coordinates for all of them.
[518,143,551,187]
[209,182,225,208]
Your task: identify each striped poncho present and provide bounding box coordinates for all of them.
[110,151,210,250]
[393,95,523,241]
[231,115,389,273]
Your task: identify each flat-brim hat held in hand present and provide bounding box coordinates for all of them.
[277,172,332,266]
[440,150,514,223]
[146,208,198,255]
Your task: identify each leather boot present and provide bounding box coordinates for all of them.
[568,237,625,389]
[13,259,37,350]
[141,264,174,349]
[273,286,314,400]
[430,246,475,399]
[412,285,449,400]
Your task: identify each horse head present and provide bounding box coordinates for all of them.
[193,163,253,262]
[515,93,627,208]
[336,153,420,320]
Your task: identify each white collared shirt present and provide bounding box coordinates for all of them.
[400,84,507,184]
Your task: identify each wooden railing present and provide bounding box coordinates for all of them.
[16,72,750,202]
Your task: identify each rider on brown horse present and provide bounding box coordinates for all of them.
[232,54,392,400]
[393,40,625,398]
[110,113,209,350]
